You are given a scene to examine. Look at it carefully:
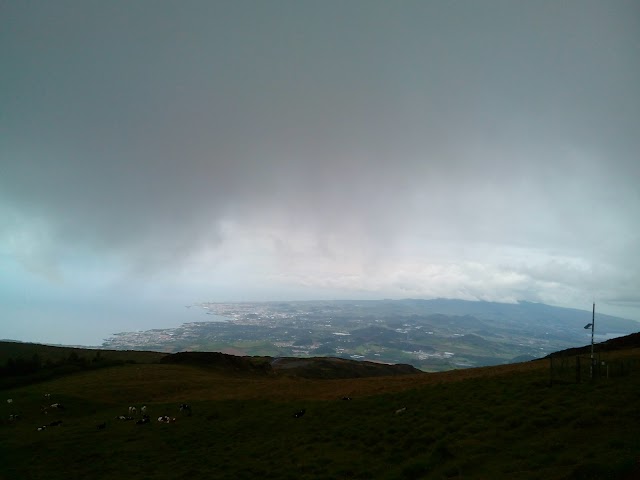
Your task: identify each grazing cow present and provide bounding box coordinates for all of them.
[7,399,13,404]
[8,414,20,421]
[97,422,107,430]
[37,426,47,431]
[179,404,192,416]
[128,406,137,416]
[395,407,407,415]
[136,417,150,425]
[44,393,51,400]
[293,409,306,418]
[141,405,147,415]
[158,415,175,423]
[42,403,63,414]
[49,420,63,427]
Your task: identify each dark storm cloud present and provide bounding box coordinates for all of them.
[1,0,639,323]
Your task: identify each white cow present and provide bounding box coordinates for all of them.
[7,399,13,404]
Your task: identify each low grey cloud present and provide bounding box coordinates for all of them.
[1,1,639,343]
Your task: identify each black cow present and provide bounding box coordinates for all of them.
[179,404,192,416]
[293,409,306,418]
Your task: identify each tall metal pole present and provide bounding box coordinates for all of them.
[591,303,595,358]
[590,302,595,379]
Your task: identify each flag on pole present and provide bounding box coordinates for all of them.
[584,323,593,329]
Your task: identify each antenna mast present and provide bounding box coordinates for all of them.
[590,302,595,360]
[590,303,595,379]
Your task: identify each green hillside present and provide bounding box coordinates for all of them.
[0,341,167,365]
[1,341,639,479]
[0,341,167,389]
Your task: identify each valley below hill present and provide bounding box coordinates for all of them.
[103,299,639,371]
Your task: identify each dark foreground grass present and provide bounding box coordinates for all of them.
[1,357,639,479]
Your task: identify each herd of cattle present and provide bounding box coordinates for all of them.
[5,395,408,431]
[4,396,195,431]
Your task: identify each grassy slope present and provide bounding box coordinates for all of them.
[0,341,167,365]
[1,349,639,479]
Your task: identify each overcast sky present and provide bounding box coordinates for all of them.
[2,1,639,346]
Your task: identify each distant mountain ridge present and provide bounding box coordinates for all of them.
[160,350,421,378]
[394,298,637,332]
